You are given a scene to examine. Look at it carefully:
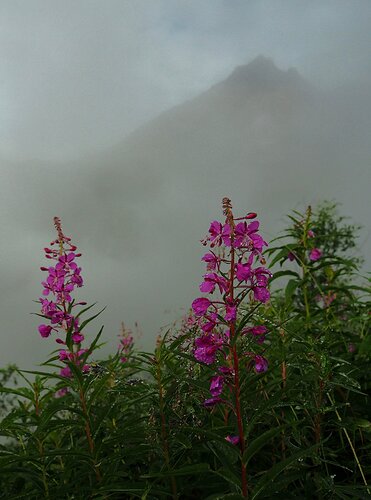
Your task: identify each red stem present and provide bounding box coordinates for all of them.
[228,214,248,498]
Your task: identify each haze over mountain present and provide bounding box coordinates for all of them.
[2,56,370,368]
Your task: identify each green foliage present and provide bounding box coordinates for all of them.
[0,201,369,499]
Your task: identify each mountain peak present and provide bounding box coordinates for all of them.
[224,55,304,92]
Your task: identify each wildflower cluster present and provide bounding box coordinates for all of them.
[191,198,272,408]
[287,208,323,264]
[118,322,134,362]
[38,217,89,378]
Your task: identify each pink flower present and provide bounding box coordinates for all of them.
[243,325,268,344]
[254,355,268,373]
[59,350,71,361]
[56,387,69,397]
[225,435,240,445]
[202,221,232,247]
[309,248,322,261]
[210,375,224,396]
[192,297,212,317]
[225,303,237,322]
[218,366,234,376]
[287,251,295,262]
[236,262,252,282]
[192,200,271,420]
[202,252,219,271]
[234,221,267,252]
[56,252,77,271]
[194,334,223,364]
[37,217,92,383]
[201,312,218,333]
[203,396,223,407]
[40,298,57,316]
[250,267,271,303]
[307,230,315,238]
[348,343,356,353]
[60,366,72,378]
[72,332,84,344]
[38,324,52,338]
[199,273,228,294]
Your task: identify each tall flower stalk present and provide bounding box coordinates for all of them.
[37,217,102,482]
[38,217,89,379]
[191,198,272,498]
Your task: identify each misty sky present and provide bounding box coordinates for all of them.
[2,0,371,161]
[1,1,370,369]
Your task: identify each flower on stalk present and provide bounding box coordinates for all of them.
[118,322,134,362]
[225,435,240,445]
[210,375,224,396]
[37,217,90,384]
[194,334,223,365]
[190,198,272,448]
[309,248,322,261]
[192,297,213,316]
[243,325,268,344]
[253,355,269,373]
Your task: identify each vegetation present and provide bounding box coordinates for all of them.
[0,200,369,499]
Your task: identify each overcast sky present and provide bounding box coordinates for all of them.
[1,1,370,369]
[1,0,371,161]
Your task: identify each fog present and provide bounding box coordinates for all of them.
[1,1,370,368]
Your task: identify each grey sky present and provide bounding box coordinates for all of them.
[1,1,370,369]
[1,1,370,160]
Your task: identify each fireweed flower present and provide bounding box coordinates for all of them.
[192,297,213,316]
[118,322,134,362]
[287,251,296,262]
[253,354,269,373]
[243,325,268,344]
[226,435,240,445]
[37,217,90,383]
[309,247,323,261]
[201,252,219,271]
[191,198,272,492]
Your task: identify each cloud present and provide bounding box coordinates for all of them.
[0,2,370,368]
[1,1,370,160]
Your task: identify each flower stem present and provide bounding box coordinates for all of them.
[327,392,370,495]
[155,350,178,499]
[78,387,102,483]
[232,344,248,497]
[226,201,248,498]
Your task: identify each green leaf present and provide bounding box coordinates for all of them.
[83,325,104,361]
[251,444,318,499]
[142,462,210,478]
[270,249,289,267]
[205,495,245,500]
[285,279,299,302]
[214,468,241,489]
[270,270,301,282]
[243,427,282,465]
[79,306,106,331]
